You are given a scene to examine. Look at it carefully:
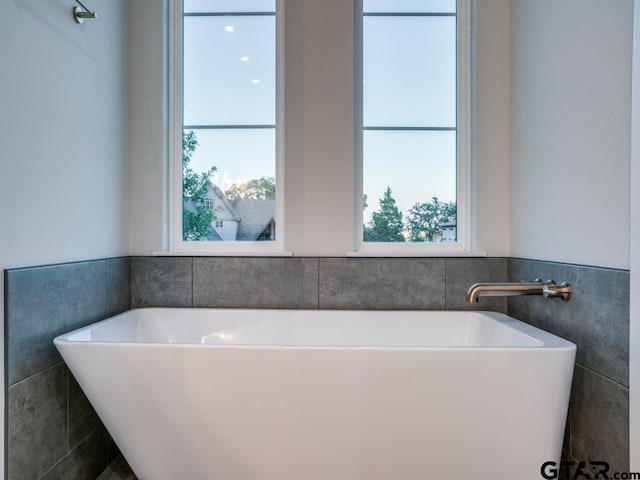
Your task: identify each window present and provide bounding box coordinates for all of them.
[359,0,470,251]
[173,0,281,252]
[169,0,471,255]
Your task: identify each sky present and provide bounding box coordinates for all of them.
[183,0,457,225]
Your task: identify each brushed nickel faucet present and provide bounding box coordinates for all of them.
[466,280,572,303]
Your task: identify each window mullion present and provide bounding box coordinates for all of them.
[184,125,276,129]
[363,126,457,131]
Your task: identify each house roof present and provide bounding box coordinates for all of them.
[441,220,457,228]
[210,183,240,221]
[208,228,223,241]
[231,199,275,241]
[205,182,275,240]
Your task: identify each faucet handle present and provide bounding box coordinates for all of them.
[542,281,571,301]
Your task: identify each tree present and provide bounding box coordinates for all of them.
[182,130,217,240]
[225,176,275,200]
[362,194,375,240]
[406,197,456,242]
[364,186,405,242]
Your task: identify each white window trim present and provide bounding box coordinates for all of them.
[165,0,474,257]
[352,0,474,257]
[167,0,287,256]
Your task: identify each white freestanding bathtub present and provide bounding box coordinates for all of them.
[54,308,575,480]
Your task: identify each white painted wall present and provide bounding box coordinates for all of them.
[474,0,511,256]
[128,0,512,257]
[0,0,130,472]
[510,0,633,269]
[282,0,356,255]
[128,0,167,255]
[630,0,639,469]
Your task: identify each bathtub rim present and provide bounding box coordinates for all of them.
[53,307,577,352]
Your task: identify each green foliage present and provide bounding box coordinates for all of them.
[225,176,275,200]
[182,130,217,241]
[406,197,456,242]
[364,186,405,242]
[363,190,457,243]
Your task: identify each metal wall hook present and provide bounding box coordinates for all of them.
[73,0,97,24]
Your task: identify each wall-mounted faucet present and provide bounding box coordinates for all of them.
[466,280,572,304]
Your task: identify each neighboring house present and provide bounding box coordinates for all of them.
[204,183,275,241]
[441,220,456,242]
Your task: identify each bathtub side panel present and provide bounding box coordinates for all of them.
[56,343,574,480]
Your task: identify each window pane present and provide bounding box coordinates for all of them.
[187,129,275,182]
[363,131,456,242]
[183,129,276,242]
[184,0,275,13]
[364,0,455,13]
[363,16,456,127]
[183,16,275,126]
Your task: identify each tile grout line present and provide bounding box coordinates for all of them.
[575,361,630,390]
[8,361,66,389]
[568,400,572,459]
[443,258,448,310]
[66,367,70,454]
[35,429,98,480]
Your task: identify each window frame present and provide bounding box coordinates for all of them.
[168,0,286,255]
[166,0,473,257]
[352,0,473,256]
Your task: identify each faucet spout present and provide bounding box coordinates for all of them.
[466,280,572,303]
[466,282,545,303]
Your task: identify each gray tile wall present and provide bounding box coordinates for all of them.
[5,255,630,479]
[507,258,630,474]
[131,256,509,312]
[5,257,130,480]
[194,257,319,309]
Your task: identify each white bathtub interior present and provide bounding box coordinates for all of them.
[66,308,546,347]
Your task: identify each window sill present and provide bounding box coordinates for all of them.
[348,244,487,257]
[159,241,292,257]
[155,250,293,257]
